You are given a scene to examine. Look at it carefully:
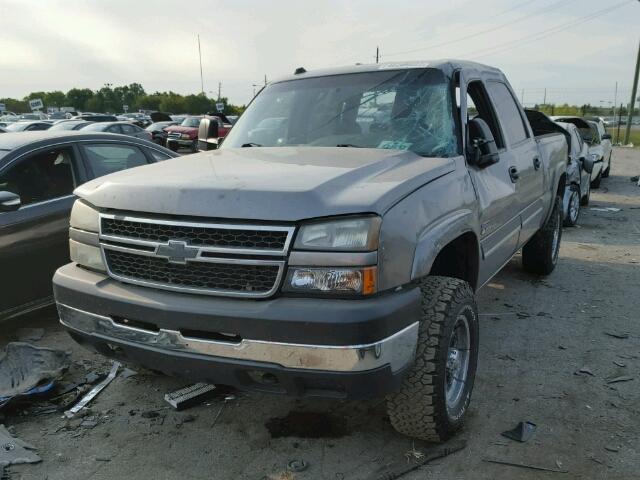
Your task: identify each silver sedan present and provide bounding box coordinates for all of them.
[80,121,152,141]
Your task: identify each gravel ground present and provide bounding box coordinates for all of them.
[1,147,639,480]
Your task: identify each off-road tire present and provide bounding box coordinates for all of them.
[386,276,479,442]
[591,170,602,189]
[522,196,562,275]
[602,153,611,178]
[563,186,580,227]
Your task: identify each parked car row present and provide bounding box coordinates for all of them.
[0,130,178,320]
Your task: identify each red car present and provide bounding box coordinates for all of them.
[165,115,232,152]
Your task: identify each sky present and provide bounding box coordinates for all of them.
[0,0,638,108]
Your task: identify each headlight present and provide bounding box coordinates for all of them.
[284,266,377,296]
[590,153,600,161]
[69,239,106,272]
[181,133,191,139]
[70,200,100,232]
[294,216,381,251]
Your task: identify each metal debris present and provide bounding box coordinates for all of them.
[501,421,537,443]
[590,207,621,212]
[575,367,595,376]
[64,362,120,418]
[165,383,219,411]
[368,440,466,480]
[0,425,41,467]
[483,458,568,473]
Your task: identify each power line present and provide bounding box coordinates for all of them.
[383,0,576,58]
[462,0,634,60]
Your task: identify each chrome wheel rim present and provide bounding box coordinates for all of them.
[445,313,471,414]
[569,191,579,222]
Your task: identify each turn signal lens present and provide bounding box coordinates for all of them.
[285,266,377,296]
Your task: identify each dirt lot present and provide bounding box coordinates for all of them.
[2,147,639,480]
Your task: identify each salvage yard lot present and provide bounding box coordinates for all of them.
[1,147,639,480]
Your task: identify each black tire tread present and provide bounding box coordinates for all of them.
[522,196,561,275]
[386,276,476,442]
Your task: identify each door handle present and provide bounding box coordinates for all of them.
[533,156,541,170]
[509,166,519,182]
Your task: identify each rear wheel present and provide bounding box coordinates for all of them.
[522,196,562,275]
[602,153,611,178]
[580,179,591,206]
[563,187,580,227]
[386,276,478,442]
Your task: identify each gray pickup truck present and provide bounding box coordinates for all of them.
[53,60,567,441]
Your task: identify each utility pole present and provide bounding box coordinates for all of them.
[376,46,379,64]
[613,81,618,118]
[624,38,640,145]
[197,34,204,95]
[543,88,547,105]
[217,82,222,101]
[264,74,268,86]
[616,103,623,144]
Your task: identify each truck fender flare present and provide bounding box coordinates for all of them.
[410,209,476,281]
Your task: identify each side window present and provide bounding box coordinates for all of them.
[81,144,149,178]
[107,125,121,134]
[462,81,505,149]
[147,148,172,161]
[121,124,136,134]
[486,81,529,146]
[0,147,76,206]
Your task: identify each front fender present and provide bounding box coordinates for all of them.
[411,210,476,280]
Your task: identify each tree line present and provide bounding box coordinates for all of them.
[0,83,246,115]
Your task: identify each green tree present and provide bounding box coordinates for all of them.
[66,88,94,110]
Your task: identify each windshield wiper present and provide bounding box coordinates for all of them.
[241,142,262,147]
[336,143,362,148]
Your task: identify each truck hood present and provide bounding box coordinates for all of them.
[76,147,455,221]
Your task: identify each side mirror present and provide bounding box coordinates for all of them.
[602,133,611,140]
[0,191,21,212]
[467,118,499,168]
[581,155,594,174]
[198,118,220,151]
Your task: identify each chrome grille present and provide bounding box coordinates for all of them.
[167,132,181,139]
[99,213,294,298]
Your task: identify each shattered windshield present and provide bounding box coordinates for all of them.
[223,68,458,157]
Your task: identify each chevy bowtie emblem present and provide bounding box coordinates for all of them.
[156,240,199,264]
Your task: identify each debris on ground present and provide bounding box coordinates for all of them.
[64,362,120,418]
[121,368,138,379]
[368,440,467,480]
[630,175,639,183]
[590,207,622,212]
[604,445,620,452]
[575,367,595,377]
[0,425,41,467]
[287,459,308,472]
[15,328,45,342]
[0,343,70,409]
[483,458,568,473]
[606,376,634,384]
[164,383,224,411]
[604,331,630,339]
[501,421,537,443]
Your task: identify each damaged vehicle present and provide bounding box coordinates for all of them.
[53,61,566,442]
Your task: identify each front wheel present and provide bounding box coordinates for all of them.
[563,187,580,227]
[522,195,562,275]
[602,153,611,178]
[580,179,591,206]
[591,170,602,189]
[386,276,479,442]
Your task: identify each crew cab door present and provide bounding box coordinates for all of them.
[0,145,83,317]
[460,78,520,286]
[485,81,545,244]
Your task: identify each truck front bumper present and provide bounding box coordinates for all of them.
[166,138,195,147]
[53,263,421,399]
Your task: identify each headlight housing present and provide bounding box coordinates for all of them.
[69,200,105,272]
[590,153,600,161]
[284,266,377,296]
[70,200,100,232]
[294,216,380,251]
